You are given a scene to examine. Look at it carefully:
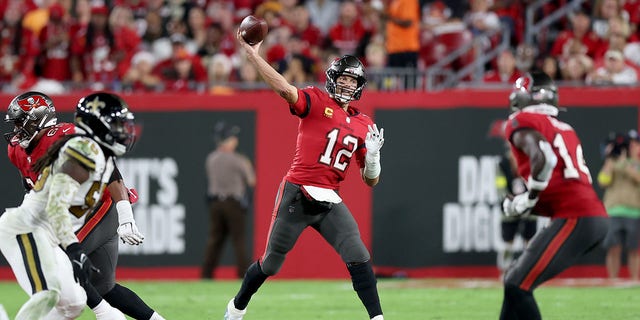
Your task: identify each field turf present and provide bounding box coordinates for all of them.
[1,278,639,319]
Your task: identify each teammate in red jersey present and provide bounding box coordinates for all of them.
[500,71,609,319]
[224,31,385,320]
[4,91,165,320]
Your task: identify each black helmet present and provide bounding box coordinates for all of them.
[75,92,136,156]
[4,91,57,148]
[509,71,558,112]
[325,55,367,103]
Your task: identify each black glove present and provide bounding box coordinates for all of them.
[65,242,98,287]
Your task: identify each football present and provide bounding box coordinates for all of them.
[239,15,268,45]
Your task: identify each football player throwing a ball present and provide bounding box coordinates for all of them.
[224,28,386,320]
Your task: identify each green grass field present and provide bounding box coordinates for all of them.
[1,279,639,319]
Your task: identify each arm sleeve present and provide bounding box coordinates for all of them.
[46,172,81,248]
[289,88,311,117]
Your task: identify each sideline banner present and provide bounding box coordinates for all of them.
[0,89,638,278]
[372,106,637,269]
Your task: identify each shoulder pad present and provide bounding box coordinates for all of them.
[60,137,104,170]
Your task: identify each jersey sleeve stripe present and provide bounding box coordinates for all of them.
[64,147,96,170]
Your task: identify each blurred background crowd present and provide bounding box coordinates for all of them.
[1,0,639,94]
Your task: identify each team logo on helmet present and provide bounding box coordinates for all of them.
[16,95,48,112]
[513,75,532,93]
[85,96,106,115]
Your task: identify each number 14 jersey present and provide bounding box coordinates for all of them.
[286,87,374,190]
[506,110,607,218]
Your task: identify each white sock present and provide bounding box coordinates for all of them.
[371,315,384,320]
[149,311,166,320]
[228,298,246,315]
[92,300,112,315]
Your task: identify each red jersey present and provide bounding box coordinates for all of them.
[285,87,373,190]
[7,122,114,202]
[505,109,607,219]
[8,123,76,188]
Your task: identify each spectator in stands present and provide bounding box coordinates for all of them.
[71,0,92,28]
[305,0,340,36]
[364,41,389,90]
[463,0,501,36]
[108,6,142,83]
[277,0,298,27]
[483,49,521,83]
[0,1,38,91]
[152,37,208,92]
[550,8,600,60]
[515,43,536,74]
[328,1,368,56]
[208,53,234,94]
[587,49,638,85]
[623,0,640,38]
[592,0,629,41]
[122,50,161,92]
[288,5,323,55]
[197,22,236,67]
[141,10,171,61]
[540,55,560,80]
[70,5,139,91]
[381,0,420,73]
[186,6,208,50]
[282,54,312,85]
[593,16,632,60]
[235,55,262,89]
[37,3,72,85]
[255,1,285,30]
[122,0,151,33]
[560,54,593,83]
[492,0,525,45]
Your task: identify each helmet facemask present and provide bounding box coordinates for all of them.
[325,55,367,104]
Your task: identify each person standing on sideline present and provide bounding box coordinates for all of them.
[202,122,256,279]
[224,30,386,320]
[500,71,609,319]
[598,130,640,281]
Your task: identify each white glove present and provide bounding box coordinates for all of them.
[364,124,384,179]
[116,200,145,245]
[365,124,384,156]
[117,222,144,245]
[502,192,538,217]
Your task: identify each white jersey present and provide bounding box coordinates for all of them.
[0,136,114,245]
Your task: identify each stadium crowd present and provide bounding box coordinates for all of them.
[1,0,639,94]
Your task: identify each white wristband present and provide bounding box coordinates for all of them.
[116,200,134,225]
[527,175,549,191]
[364,151,381,179]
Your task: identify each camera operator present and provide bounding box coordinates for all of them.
[598,130,640,281]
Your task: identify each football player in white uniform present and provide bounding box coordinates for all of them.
[0,92,136,320]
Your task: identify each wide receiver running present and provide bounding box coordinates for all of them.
[500,71,609,319]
